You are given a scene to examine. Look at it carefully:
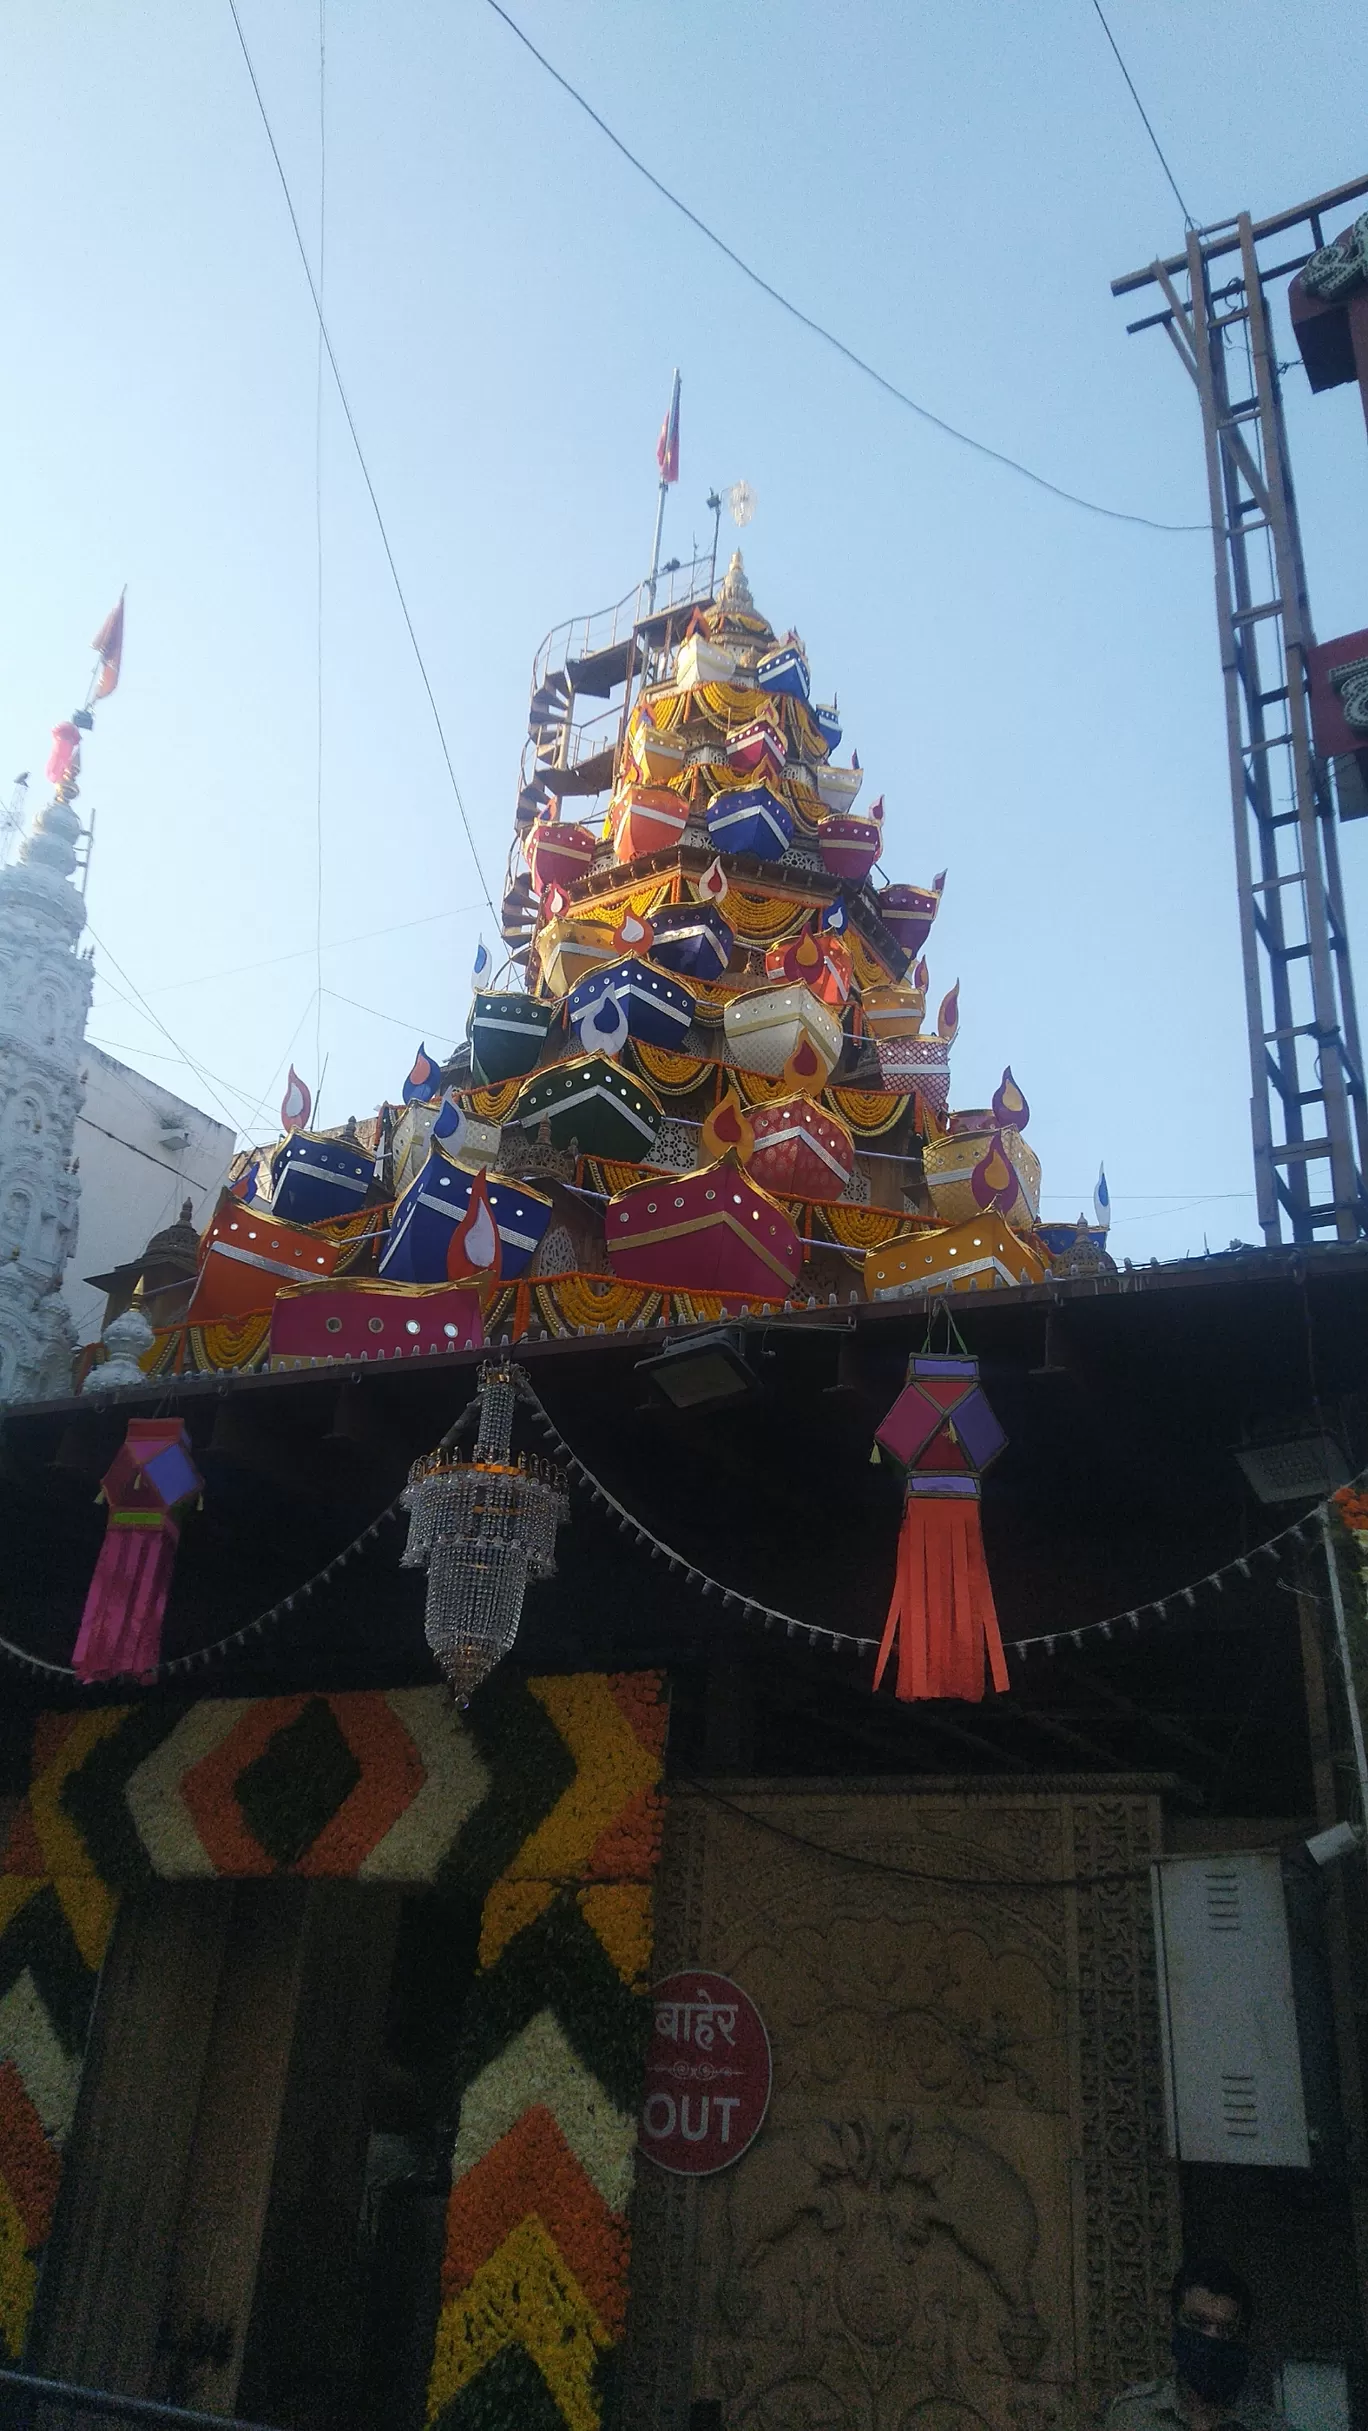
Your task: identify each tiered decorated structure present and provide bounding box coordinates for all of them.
[124,552,1097,1386]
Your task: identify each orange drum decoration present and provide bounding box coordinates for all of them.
[71,1421,203,1683]
[872,1354,1010,1703]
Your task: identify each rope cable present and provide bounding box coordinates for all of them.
[481,0,1207,536]
[224,0,498,920]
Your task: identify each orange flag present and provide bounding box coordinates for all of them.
[91,594,125,701]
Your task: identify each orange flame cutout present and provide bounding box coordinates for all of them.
[701,1089,754,1162]
[447,1169,502,1282]
[792,930,822,975]
[782,1033,825,1095]
[937,981,960,1041]
[614,908,655,952]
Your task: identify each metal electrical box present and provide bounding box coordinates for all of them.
[1152,1854,1311,2167]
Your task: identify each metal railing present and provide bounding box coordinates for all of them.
[531,553,716,693]
[0,2367,280,2431]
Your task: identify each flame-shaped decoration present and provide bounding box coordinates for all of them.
[766,928,825,985]
[701,1088,755,1162]
[542,883,568,918]
[852,749,861,770]
[447,1169,502,1281]
[821,897,848,934]
[932,869,947,896]
[614,907,655,952]
[818,937,853,1005]
[403,1044,440,1106]
[991,1066,1030,1133]
[867,794,884,824]
[699,857,729,904]
[280,1066,312,1134]
[936,982,960,1042]
[970,1139,1021,1213]
[782,1033,826,1096]
[577,989,630,1057]
[433,1093,466,1150]
[912,957,929,993]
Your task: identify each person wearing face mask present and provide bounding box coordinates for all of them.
[1103,2256,1294,2431]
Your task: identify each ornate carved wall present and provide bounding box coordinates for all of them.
[624,1778,1177,2431]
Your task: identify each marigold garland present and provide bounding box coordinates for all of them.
[827,1085,911,1138]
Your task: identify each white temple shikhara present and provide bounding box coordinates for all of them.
[0,781,92,1398]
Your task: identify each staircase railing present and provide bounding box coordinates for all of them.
[0,2365,281,2431]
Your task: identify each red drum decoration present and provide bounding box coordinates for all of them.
[526,816,597,894]
[747,1094,854,1202]
[818,816,882,884]
[872,1353,1009,1702]
[72,1421,203,1683]
[613,784,690,861]
[876,874,945,960]
[764,928,826,987]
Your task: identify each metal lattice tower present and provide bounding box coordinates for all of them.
[1114,177,1368,1245]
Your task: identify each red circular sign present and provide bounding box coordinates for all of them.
[639,1970,771,2174]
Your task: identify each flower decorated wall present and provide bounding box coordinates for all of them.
[0,1674,667,2431]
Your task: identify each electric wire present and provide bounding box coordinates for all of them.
[481,0,1207,537]
[84,923,251,1134]
[145,903,486,998]
[224,0,498,920]
[314,0,327,1105]
[1087,0,1195,232]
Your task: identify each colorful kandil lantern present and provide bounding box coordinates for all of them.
[72,1419,204,1683]
[872,1352,1009,1702]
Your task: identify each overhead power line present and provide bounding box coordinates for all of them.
[1088,0,1196,232]
[481,0,1206,536]
[224,0,498,920]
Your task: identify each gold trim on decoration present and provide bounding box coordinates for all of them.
[629,1042,712,1095]
[467,1078,528,1124]
[733,1068,790,1106]
[541,1273,662,1333]
[816,1206,928,1252]
[828,1086,911,1137]
[186,1312,273,1373]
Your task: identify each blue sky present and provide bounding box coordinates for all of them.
[2,0,1366,1262]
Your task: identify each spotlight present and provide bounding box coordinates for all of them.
[1235,1434,1349,1505]
[1305,1821,1364,1868]
[636,1328,758,1412]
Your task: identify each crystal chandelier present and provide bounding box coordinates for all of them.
[401,1361,568,1700]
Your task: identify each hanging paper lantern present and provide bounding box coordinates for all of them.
[401,1362,568,1701]
[871,1354,1009,1702]
[71,1421,203,1683]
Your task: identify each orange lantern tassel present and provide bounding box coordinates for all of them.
[872,1350,1011,1704]
[874,1491,1009,1703]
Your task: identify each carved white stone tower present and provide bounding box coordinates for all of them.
[0,780,93,1398]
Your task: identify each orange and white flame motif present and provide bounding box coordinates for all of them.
[447,1168,501,1282]
[699,858,729,904]
[936,982,960,1042]
[280,1066,312,1134]
[614,907,655,952]
[701,1088,755,1162]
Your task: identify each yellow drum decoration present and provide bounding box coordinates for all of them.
[865,1215,1047,1300]
[922,1124,1041,1235]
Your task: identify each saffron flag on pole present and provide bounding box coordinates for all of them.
[656,369,680,486]
[91,594,126,701]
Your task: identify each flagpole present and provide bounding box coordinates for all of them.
[646,369,679,613]
[646,476,669,614]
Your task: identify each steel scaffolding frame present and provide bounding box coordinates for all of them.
[1114,176,1368,1245]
